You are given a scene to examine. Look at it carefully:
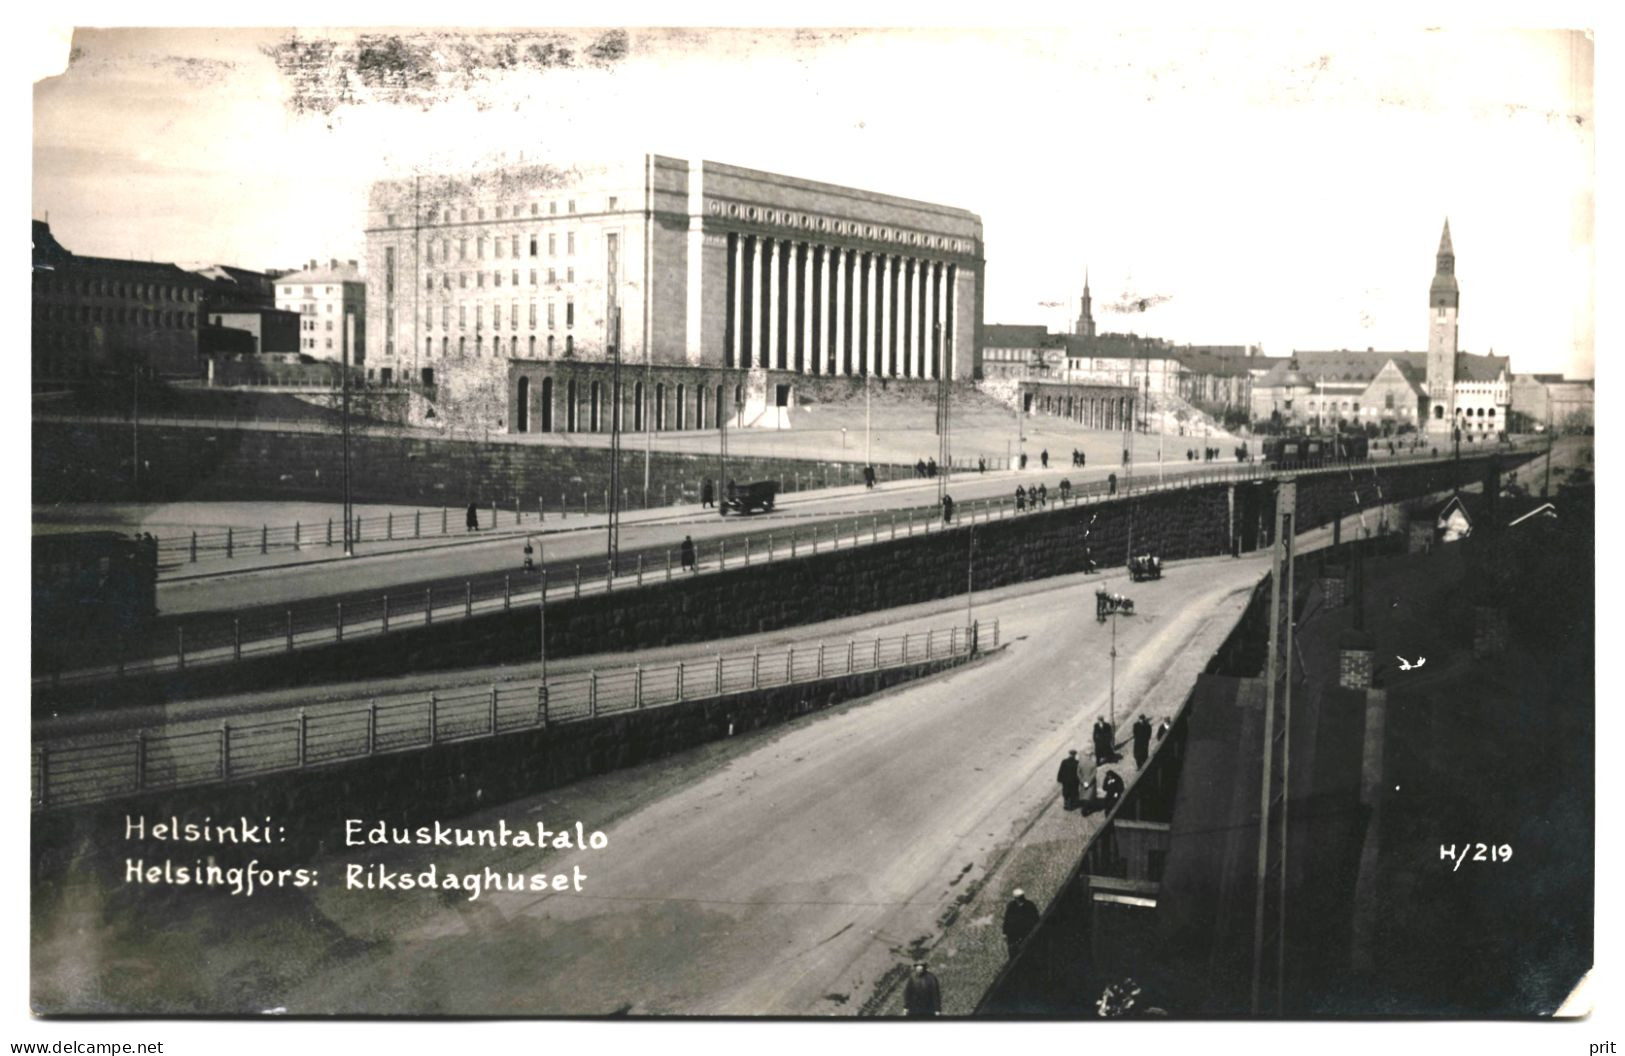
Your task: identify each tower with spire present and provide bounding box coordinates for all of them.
[1075,268,1097,340]
[1425,219,1460,434]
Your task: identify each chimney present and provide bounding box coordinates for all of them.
[330,258,339,269]
[348,259,358,268]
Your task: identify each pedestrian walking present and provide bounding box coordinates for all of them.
[928,457,938,478]
[1107,472,1117,496]
[680,534,697,573]
[1080,450,1086,468]
[1020,453,1028,469]
[916,459,927,479]
[523,539,535,571]
[942,493,955,524]
[1059,479,1071,501]
[702,478,715,508]
[1099,717,1120,764]
[864,465,876,489]
[978,456,986,474]
[1133,714,1153,770]
[1037,484,1048,508]
[1057,749,1083,809]
[903,962,942,1017]
[1041,448,1049,469]
[465,502,479,532]
[1015,485,1027,511]
[1002,889,1041,959]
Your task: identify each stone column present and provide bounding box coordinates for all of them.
[767,238,780,371]
[946,263,957,381]
[923,260,937,380]
[878,254,892,377]
[864,253,878,377]
[903,258,917,378]
[832,246,847,376]
[731,233,744,369]
[800,244,814,374]
[786,242,799,374]
[817,245,831,375]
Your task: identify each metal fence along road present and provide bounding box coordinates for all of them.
[32,446,1502,689]
[32,618,999,811]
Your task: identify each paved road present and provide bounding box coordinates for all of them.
[155,441,1437,619]
[30,511,1379,1015]
[240,555,1267,1014]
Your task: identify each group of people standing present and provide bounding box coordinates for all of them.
[1014,483,1049,511]
[913,458,940,478]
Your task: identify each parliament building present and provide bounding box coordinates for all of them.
[363,157,984,433]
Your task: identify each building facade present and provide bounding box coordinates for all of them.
[1250,223,1510,435]
[364,157,985,419]
[274,260,366,366]
[982,324,1066,380]
[31,220,210,380]
[1510,374,1594,431]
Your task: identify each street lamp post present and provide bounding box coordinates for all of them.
[966,525,976,652]
[535,533,548,691]
[341,311,354,557]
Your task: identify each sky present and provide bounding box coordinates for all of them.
[31,24,1596,377]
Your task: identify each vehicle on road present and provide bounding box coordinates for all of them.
[1262,433,1369,465]
[1129,554,1163,582]
[721,480,779,515]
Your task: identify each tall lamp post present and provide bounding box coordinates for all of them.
[341,310,354,557]
[607,307,623,568]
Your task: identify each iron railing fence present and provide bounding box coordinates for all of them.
[32,447,1492,688]
[33,617,1000,811]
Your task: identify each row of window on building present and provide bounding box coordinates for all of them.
[35,276,201,302]
[36,303,196,329]
[384,196,615,228]
[422,266,582,291]
[421,231,581,265]
[422,301,574,332]
[421,334,574,359]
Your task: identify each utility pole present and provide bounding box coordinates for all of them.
[1543,426,1554,498]
[966,525,976,651]
[536,533,548,690]
[341,311,354,557]
[1108,603,1118,730]
[608,307,623,568]
[1251,477,1297,1015]
[936,322,950,505]
[131,359,140,496]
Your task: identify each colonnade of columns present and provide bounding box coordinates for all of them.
[1029,390,1135,431]
[724,233,957,379]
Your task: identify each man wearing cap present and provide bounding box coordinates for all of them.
[1002,888,1041,959]
[1057,750,1083,810]
[903,961,942,1017]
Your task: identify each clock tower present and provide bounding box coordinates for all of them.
[1425,219,1459,434]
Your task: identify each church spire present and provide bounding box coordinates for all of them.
[1438,218,1453,258]
[1077,266,1096,339]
